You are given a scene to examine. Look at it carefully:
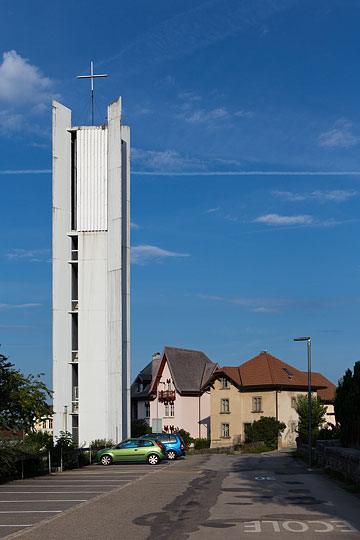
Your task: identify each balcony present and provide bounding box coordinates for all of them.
[158,390,176,402]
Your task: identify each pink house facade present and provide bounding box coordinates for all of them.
[131,347,218,439]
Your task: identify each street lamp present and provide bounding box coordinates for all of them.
[294,337,312,467]
[155,381,166,432]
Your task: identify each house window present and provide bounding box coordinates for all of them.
[137,382,143,392]
[145,404,150,418]
[291,421,297,433]
[168,382,171,391]
[252,396,262,412]
[164,404,169,417]
[42,421,47,429]
[221,423,230,438]
[49,419,53,429]
[221,398,230,413]
[170,403,174,417]
[291,396,297,408]
[221,377,229,389]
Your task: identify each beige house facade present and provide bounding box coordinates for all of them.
[203,352,336,449]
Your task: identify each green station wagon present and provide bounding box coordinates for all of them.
[95,438,167,466]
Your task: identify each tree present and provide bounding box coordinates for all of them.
[245,417,286,450]
[131,419,149,438]
[174,428,194,449]
[295,395,326,444]
[335,361,360,447]
[0,353,52,433]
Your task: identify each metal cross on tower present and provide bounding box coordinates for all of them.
[77,61,108,126]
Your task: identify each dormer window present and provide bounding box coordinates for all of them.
[137,382,144,392]
[221,377,229,389]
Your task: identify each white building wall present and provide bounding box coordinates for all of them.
[53,98,130,446]
[76,128,107,232]
[78,232,107,444]
[52,101,72,437]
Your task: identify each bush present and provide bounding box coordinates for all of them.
[90,438,115,449]
[194,438,210,450]
[318,424,341,440]
[131,419,149,438]
[174,428,194,449]
[295,395,327,444]
[245,417,286,450]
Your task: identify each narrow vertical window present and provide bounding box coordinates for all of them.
[221,423,230,437]
[252,396,262,412]
[221,398,230,413]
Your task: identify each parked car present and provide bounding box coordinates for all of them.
[95,438,166,466]
[140,433,185,460]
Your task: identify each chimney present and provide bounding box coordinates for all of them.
[152,352,161,361]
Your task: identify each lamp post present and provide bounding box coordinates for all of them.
[155,381,166,432]
[294,337,312,467]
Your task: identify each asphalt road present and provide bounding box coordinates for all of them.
[1,450,359,540]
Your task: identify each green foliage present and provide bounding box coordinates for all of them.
[335,361,360,447]
[131,419,149,438]
[317,424,341,440]
[174,428,194,449]
[295,395,327,444]
[0,353,52,433]
[90,438,115,449]
[245,416,286,450]
[0,437,25,479]
[194,437,210,450]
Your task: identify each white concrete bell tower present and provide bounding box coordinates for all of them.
[52,97,130,445]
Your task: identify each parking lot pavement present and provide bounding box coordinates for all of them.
[0,462,171,539]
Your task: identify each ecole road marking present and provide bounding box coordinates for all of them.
[241,520,358,533]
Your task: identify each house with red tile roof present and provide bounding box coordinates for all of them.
[202,351,336,448]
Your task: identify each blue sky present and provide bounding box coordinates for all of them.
[1,0,360,389]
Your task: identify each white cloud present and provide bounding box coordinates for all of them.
[234,110,254,118]
[132,148,204,172]
[252,307,280,313]
[206,207,220,214]
[185,107,229,123]
[0,303,42,310]
[6,248,50,263]
[273,190,357,203]
[0,50,54,106]
[254,214,313,226]
[131,245,190,265]
[318,120,359,148]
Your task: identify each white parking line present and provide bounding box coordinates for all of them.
[0,525,32,528]
[0,491,106,494]
[0,511,62,514]
[0,500,87,503]
[0,483,130,487]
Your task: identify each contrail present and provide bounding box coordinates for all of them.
[132,171,360,176]
[2,169,360,176]
[0,169,51,175]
